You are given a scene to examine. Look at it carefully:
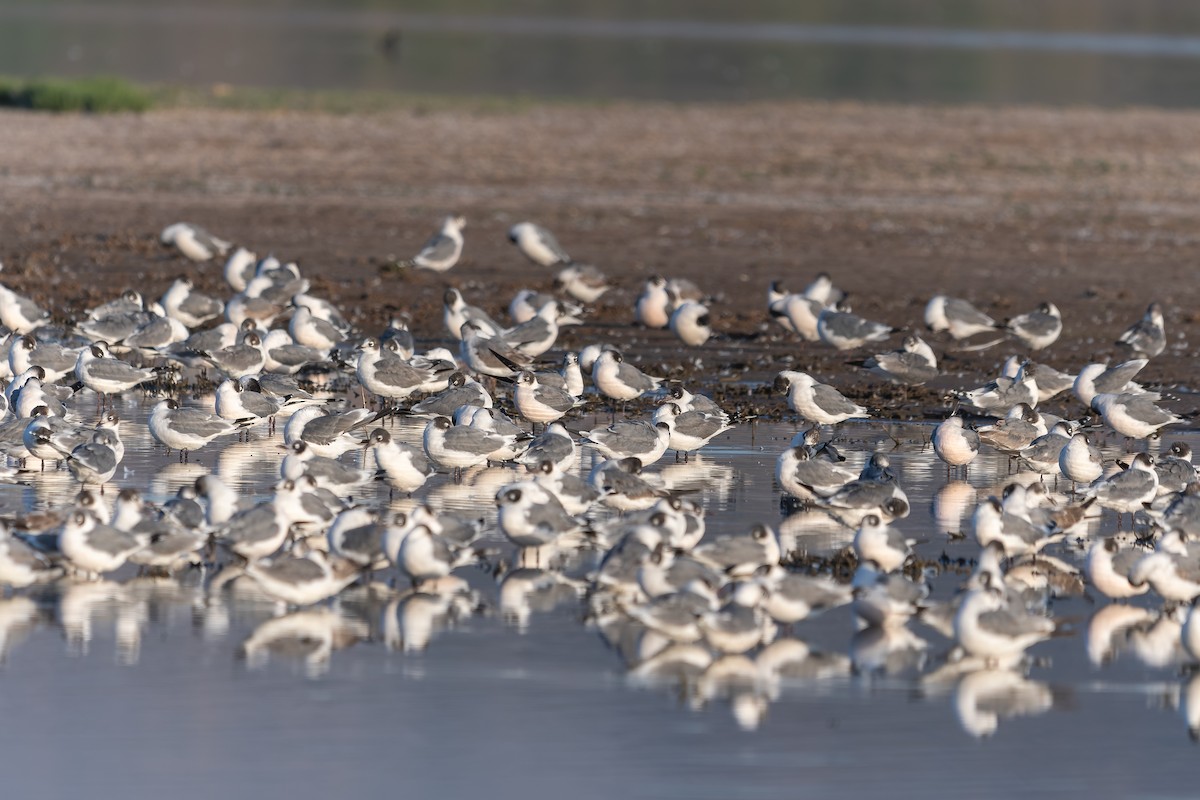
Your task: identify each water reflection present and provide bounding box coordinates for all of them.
[2,408,1200,770]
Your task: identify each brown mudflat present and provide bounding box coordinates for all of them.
[1,101,1197,420]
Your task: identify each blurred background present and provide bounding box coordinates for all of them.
[4,0,1200,106]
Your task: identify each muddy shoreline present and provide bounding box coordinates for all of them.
[1,101,1198,421]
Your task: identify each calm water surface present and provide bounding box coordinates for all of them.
[0,389,1196,799]
[5,1,1200,106]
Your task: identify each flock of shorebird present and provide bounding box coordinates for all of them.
[0,214,1193,733]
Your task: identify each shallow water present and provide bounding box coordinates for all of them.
[7,1,1200,106]
[0,388,1198,799]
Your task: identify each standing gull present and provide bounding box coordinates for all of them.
[395,215,466,272]
[508,222,571,267]
[1116,301,1166,357]
[1005,302,1062,351]
[816,303,894,350]
[774,371,868,425]
[925,295,999,340]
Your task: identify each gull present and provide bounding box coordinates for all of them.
[816,303,894,350]
[624,583,716,643]
[214,378,282,425]
[924,295,999,339]
[554,263,609,303]
[1073,359,1147,407]
[636,275,673,329]
[326,507,387,569]
[395,215,466,272]
[933,414,979,470]
[59,509,145,576]
[455,405,528,461]
[779,292,827,342]
[508,289,557,324]
[694,524,781,577]
[853,514,913,572]
[512,371,582,426]
[592,350,661,403]
[529,459,601,516]
[775,445,856,502]
[1058,432,1103,485]
[1128,531,1200,603]
[395,523,473,587]
[355,337,431,402]
[280,439,373,492]
[24,409,89,463]
[1018,420,1074,475]
[637,544,722,599]
[498,300,564,357]
[12,377,68,421]
[1085,453,1159,514]
[1158,485,1200,537]
[518,422,576,471]
[972,496,1061,556]
[755,566,852,625]
[1117,301,1166,357]
[953,571,1056,664]
[74,342,156,397]
[202,330,266,379]
[660,384,728,422]
[1000,356,1074,402]
[495,481,580,549]
[1005,302,1062,350]
[148,399,248,456]
[218,501,293,562]
[423,415,512,470]
[802,272,845,306]
[774,370,868,425]
[245,551,361,606]
[769,279,804,328]
[122,307,190,353]
[654,402,732,455]
[543,352,585,398]
[1091,392,1181,439]
[1084,538,1149,600]
[224,247,257,292]
[64,429,122,486]
[817,477,910,527]
[159,278,224,328]
[854,334,938,385]
[669,301,712,346]
[369,428,436,494]
[958,363,1038,414]
[459,321,530,379]
[977,404,1044,453]
[160,222,231,261]
[78,294,153,343]
[852,562,928,628]
[383,506,483,567]
[0,283,48,335]
[9,335,79,383]
[1156,442,1198,495]
[583,419,671,465]
[443,288,502,341]
[508,221,571,266]
[589,457,665,511]
[283,406,376,459]
[0,529,60,587]
[410,372,492,418]
[290,304,346,351]
[699,588,775,655]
